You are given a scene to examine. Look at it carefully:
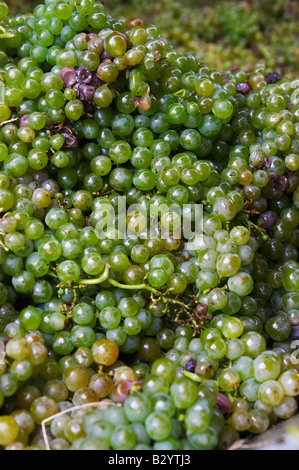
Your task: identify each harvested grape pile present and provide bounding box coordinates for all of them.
[0,0,298,451]
[6,0,299,75]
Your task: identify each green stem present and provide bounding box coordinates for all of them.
[48,271,58,278]
[183,370,209,383]
[0,33,15,38]
[184,370,219,387]
[227,392,235,404]
[0,238,9,252]
[78,266,110,286]
[78,269,194,310]
[170,299,193,314]
[202,288,212,295]
[0,26,15,39]
[107,277,160,296]
[249,221,269,241]
[79,267,160,293]
[173,88,187,97]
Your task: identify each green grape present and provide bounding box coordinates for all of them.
[170,378,198,409]
[145,411,172,442]
[124,392,152,423]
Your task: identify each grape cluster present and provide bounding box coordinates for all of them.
[0,0,298,451]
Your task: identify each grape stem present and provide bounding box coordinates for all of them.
[183,371,220,390]
[78,265,110,286]
[78,266,160,295]
[0,26,15,39]
[79,272,196,313]
[0,237,9,252]
[78,267,199,317]
[183,370,210,383]
[173,88,187,98]
[108,278,161,295]
[237,212,269,241]
[41,400,121,450]
[48,271,58,278]
[0,117,19,127]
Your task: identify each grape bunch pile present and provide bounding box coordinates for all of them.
[0,0,298,451]
[5,0,299,75]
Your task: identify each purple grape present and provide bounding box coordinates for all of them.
[61,133,78,148]
[278,175,290,192]
[185,358,196,373]
[76,66,92,84]
[268,172,281,188]
[90,74,104,88]
[19,114,30,127]
[291,326,299,340]
[263,156,272,168]
[217,393,232,414]
[80,84,95,101]
[265,71,282,84]
[59,67,77,87]
[259,211,278,230]
[268,172,290,192]
[196,303,208,315]
[236,83,251,95]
